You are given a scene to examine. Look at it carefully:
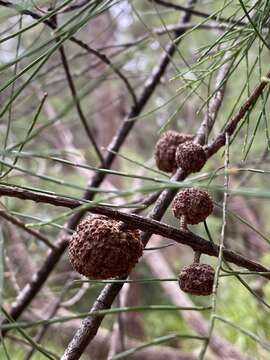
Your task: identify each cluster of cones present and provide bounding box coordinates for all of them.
[69,130,215,296]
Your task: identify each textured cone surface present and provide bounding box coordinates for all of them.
[154,130,193,172]
[69,215,143,279]
[172,188,213,224]
[179,263,214,296]
[175,141,206,173]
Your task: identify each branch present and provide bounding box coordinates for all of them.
[151,0,247,27]
[97,22,234,51]
[0,1,55,26]
[0,184,268,276]
[70,38,138,107]
[0,209,55,249]
[58,45,104,164]
[205,71,270,157]
[61,0,89,13]
[195,52,232,145]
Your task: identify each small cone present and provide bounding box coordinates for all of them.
[172,188,213,225]
[175,141,206,173]
[154,131,193,172]
[179,263,214,296]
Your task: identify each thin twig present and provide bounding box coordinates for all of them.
[61,0,89,13]
[70,38,138,107]
[98,22,234,51]
[107,294,126,359]
[23,279,75,360]
[0,1,138,107]
[151,0,247,27]
[0,209,56,249]
[205,71,270,157]
[195,54,232,145]
[58,45,104,164]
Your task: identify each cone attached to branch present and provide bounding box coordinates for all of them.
[175,141,206,173]
[172,187,213,226]
[178,262,215,296]
[69,215,143,279]
[154,130,193,173]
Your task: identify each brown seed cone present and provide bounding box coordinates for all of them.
[69,215,143,279]
[175,141,206,173]
[172,188,213,224]
[179,263,214,296]
[154,131,193,172]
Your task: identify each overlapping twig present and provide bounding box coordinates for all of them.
[0,210,55,249]
[58,45,104,164]
[151,0,247,26]
[0,1,138,107]
[205,71,270,157]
